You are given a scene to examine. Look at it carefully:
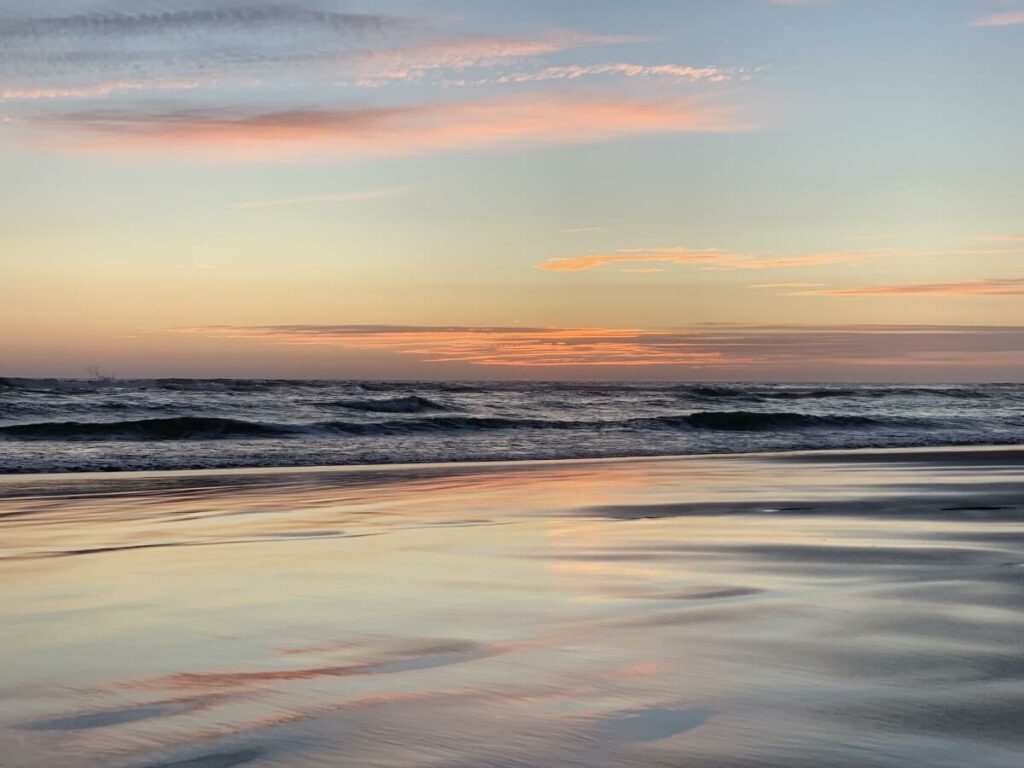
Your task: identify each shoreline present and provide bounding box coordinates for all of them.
[2,441,1023,485]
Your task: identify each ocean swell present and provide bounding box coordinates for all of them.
[673,411,883,431]
[0,410,914,442]
[326,395,449,414]
[0,417,298,441]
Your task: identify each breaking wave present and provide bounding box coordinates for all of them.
[0,410,919,442]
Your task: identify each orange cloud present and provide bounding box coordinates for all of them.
[799,278,1024,297]
[37,94,750,157]
[537,247,886,272]
[538,242,1024,274]
[174,325,726,367]
[171,323,1024,370]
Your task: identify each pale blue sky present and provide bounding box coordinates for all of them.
[1,1,1022,379]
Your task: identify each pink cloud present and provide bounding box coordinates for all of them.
[36,94,752,158]
[347,31,649,84]
[970,11,1024,27]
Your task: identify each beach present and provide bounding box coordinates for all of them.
[1,446,1022,767]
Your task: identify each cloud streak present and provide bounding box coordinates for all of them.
[450,62,736,87]
[346,31,647,85]
[539,242,1024,274]
[800,278,1024,297]
[537,246,884,272]
[0,6,399,40]
[0,6,648,97]
[172,323,1024,369]
[33,94,750,157]
[176,324,724,367]
[0,5,407,83]
[0,78,207,101]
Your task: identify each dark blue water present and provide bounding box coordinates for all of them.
[1,378,1023,473]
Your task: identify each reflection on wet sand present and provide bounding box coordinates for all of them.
[1,447,1022,767]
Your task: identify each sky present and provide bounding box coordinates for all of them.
[1,0,1022,381]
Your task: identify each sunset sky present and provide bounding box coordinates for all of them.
[2,0,1022,381]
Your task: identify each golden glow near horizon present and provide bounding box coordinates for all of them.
[1,1,1023,380]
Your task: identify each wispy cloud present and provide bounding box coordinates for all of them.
[229,186,413,209]
[346,31,647,85]
[0,6,408,84]
[538,243,1024,274]
[983,233,1024,242]
[970,11,1024,27]
[33,94,751,157]
[1,78,206,101]
[0,6,400,40]
[800,278,1024,297]
[449,62,737,88]
[0,6,647,97]
[173,323,1024,370]
[537,246,885,272]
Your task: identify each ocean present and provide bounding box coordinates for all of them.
[1,378,1022,473]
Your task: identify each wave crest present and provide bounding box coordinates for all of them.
[0,410,906,442]
[326,396,449,414]
[0,417,297,441]
[675,411,881,431]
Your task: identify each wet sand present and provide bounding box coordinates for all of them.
[1,446,1022,767]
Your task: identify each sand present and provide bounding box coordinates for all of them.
[1,446,1022,767]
